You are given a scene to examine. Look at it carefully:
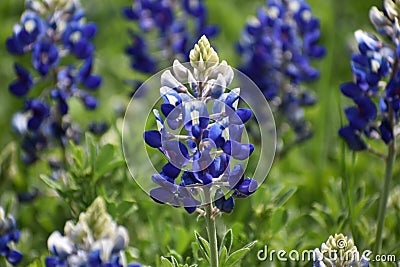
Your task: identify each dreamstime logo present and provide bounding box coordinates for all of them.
[256,245,397,263]
[336,238,347,249]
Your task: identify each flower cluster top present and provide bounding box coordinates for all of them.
[0,206,23,265]
[238,0,325,143]
[45,197,140,267]
[144,36,258,214]
[313,233,369,267]
[123,0,218,81]
[339,0,400,151]
[6,0,102,164]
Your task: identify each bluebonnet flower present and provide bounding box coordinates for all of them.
[339,0,400,151]
[7,0,102,165]
[0,207,23,265]
[313,234,369,267]
[237,0,325,151]
[45,197,140,267]
[144,36,258,214]
[123,0,218,92]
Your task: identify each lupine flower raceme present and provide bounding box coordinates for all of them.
[45,197,140,267]
[339,0,400,151]
[6,0,102,165]
[0,206,23,265]
[123,0,218,91]
[313,233,369,267]
[238,0,325,152]
[144,36,258,215]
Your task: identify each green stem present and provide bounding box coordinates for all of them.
[374,135,396,256]
[205,191,219,267]
[347,152,357,239]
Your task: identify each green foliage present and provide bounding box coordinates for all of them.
[194,229,257,267]
[39,133,124,215]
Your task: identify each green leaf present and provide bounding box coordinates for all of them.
[39,174,62,191]
[219,229,233,255]
[219,246,228,265]
[170,255,179,266]
[222,240,256,267]
[161,256,175,267]
[273,187,296,208]
[69,140,84,171]
[168,249,183,263]
[191,242,201,262]
[94,160,125,182]
[242,240,257,250]
[85,133,96,169]
[95,144,114,168]
[223,248,251,267]
[194,231,210,262]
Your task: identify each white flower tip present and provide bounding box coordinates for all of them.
[47,231,74,257]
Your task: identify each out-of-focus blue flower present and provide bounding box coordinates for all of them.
[144,36,257,214]
[45,197,140,267]
[0,207,23,265]
[339,1,400,150]
[123,0,218,93]
[237,0,325,148]
[62,20,96,59]
[32,40,59,76]
[6,10,45,54]
[9,64,33,97]
[6,0,103,165]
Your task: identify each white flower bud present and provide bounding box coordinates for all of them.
[48,231,75,258]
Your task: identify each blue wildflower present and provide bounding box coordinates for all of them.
[238,0,326,149]
[62,21,96,59]
[6,0,102,165]
[45,197,140,267]
[144,36,258,214]
[6,10,45,54]
[339,0,400,150]
[32,40,59,76]
[123,0,218,93]
[0,207,23,265]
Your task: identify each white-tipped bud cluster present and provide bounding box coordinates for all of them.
[26,0,80,14]
[189,35,219,72]
[47,197,131,265]
[313,233,369,267]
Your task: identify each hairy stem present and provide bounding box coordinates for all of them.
[205,190,219,267]
[374,120,396,256]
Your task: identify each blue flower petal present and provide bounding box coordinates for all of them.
[161,163,181,179]
[339,126,367,151]
[7,249,23,265]
[223,140,254,160]
[144,130,162,148]
[230,108,252,124]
